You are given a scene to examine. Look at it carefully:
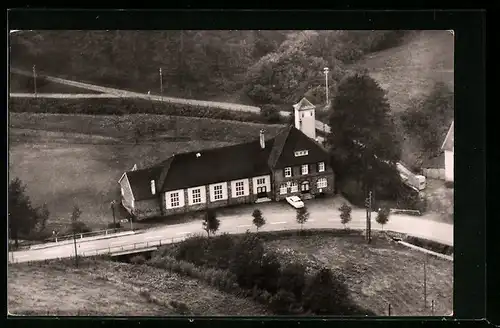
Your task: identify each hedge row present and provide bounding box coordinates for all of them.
[9,98,285,125]
[405,236,454,256]
[154,232,373,315]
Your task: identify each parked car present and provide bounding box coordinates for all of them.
[286,195,305,209]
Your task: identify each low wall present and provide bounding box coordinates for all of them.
[422,168,446,180]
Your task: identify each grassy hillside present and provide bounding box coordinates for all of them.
[265,234,453,316]
[8,258,268,316]
[8,113,284,232]
[353,30,454,113]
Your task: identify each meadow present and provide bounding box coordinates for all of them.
[8,112,284,232]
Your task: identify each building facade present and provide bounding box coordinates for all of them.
[441,121,454,182]
[119,98,335,220]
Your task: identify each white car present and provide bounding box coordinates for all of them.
[286,195,305,209]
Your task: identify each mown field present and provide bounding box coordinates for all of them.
[8,258,268,316]
[9,72,102,94]
[265,234,453,316]
[8,112,285,232]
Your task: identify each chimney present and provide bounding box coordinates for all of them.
[259,130,265,149]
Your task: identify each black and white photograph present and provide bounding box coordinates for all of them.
[8,29,454,317]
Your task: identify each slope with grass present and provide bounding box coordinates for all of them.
[353,30,454,113]
[351,30,454,167]
[8,113,284,232]
[265,233,452,316]
[8,258,268,316]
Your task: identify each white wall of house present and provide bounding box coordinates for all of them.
[230,178,250,198]
[444,149,454,182]
[165,189,185,209]
[187,185,207,205]
[209,182,228,202]
[294,108,316,141]
[118,173,135,211]
[252,175,271,194]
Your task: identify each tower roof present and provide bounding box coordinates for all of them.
[293,97,316,111]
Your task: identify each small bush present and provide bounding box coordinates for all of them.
[269,289,297,314]
[303,267,354,315]
[107,222,121,229]
[169,300,191,315]
[129,255,146,265]
[229,232,265,289]
[175,234,209,266]
[278,263,306,301]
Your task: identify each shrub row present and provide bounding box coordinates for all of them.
[405,236,454,256]
[9,98,285,125]
[147,255,242,295]
[156,232,370,315]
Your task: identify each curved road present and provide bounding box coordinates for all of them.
[10,69,333,134]
[10,199,453,264]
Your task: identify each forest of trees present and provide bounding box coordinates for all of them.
[10,30,411,107]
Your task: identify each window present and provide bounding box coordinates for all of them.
[170,192,180,208]
[280,184,288,195]
[284,167,292,178]
[294,150,309,157]
[318,162,325,172]
[301,181,310,192]
[291,182,298,193]
[317,178,327,188]
[301,164,309,175]
[235,181,245,197]
[213,184,224,200]
[256,177,266,185]
[191,188,202,204]
[150,180,156,195]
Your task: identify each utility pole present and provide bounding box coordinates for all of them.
[72,229,79,267]
[32,65,37,97]
[365,190,372,243]
[424,253,427,309]
[323,67,329,106]
[111,200,117,233]
[159,67,163,102]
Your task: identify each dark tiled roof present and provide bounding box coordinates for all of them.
[273,126,330,169]
[126,166,163,201]
[161,138,274,191]
[124,125,330,199]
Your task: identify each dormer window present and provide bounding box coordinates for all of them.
[294,150,309,157]
[150,180,156,195]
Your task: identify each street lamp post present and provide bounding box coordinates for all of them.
[33,65,37,97]
[323,67,329,106]
[159,68,163,102]
[111,200,117,233]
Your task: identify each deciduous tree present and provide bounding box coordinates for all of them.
[252,209,266,232]
[202,209,220,237]
[338,202,352,229]
[296,207,310,233]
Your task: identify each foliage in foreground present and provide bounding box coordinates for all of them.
[151,231,373,315]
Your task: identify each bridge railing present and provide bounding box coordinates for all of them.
[80,235,188,257]
[46,227,131,243]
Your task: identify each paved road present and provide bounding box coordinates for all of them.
[9,69,334,135]
[10,197,453,263]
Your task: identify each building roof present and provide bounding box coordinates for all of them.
[124,126,330,200]
[441,121,454,152]
[293,97,316,111]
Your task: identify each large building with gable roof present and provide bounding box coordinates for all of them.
[118,98,335,219]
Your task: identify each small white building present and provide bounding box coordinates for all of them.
[293,97,316,141]
[441,121,454,182]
